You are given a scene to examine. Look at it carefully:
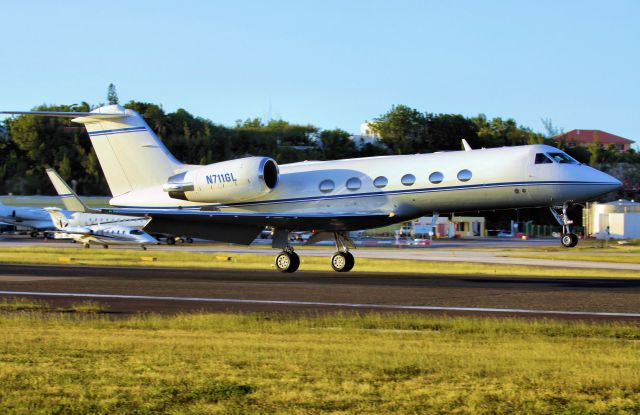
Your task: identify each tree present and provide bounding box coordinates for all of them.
[370,105,428,154]
[107,83,119,105]
[319,129,357,160]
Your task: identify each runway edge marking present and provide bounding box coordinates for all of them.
[1,290,639,317]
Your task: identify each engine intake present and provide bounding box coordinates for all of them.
[163,157,279,203]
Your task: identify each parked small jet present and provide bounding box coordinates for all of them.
[45,207,157,249]
[1,105,622,272]
[0,201,54,237]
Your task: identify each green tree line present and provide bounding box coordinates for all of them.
[1,101,637,197]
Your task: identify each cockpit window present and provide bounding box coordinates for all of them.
[547,152,578,164]
[535,153,553,164]
[129,229,144,235]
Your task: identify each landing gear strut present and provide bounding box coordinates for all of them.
[274,245,300,273]
[550,204,578,248]
[331,232,355,272]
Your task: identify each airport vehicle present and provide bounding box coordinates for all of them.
[0,201,54,237]
[45,207,157,249]
[1,105,621,272]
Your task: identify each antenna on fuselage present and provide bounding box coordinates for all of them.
[462,139,472,151]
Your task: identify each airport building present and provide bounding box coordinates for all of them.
[554,129,635,153]
[583,199,640,239]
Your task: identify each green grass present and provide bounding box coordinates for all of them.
[505,253,640,264]
[0,297,48,311]
[0,246,638,278]
[68,300,110,314]
[0,312,638,414]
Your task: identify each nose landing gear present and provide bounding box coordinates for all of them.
[550,204,578,248]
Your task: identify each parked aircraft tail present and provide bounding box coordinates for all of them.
[46,168,93,213]
[44,208,69,229]
[2,105,185,197]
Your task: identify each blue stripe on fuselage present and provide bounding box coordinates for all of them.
[111,180,617,210]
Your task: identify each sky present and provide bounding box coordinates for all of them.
[1,1,638,148]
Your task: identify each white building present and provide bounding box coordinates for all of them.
[583,200,640,239]
[349,122,381,148]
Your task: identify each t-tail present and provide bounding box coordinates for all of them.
[2,105,185,197]
[46,168,94,213]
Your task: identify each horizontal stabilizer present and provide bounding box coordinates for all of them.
[0,110,125,119]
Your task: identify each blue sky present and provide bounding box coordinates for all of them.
[1,1,638,147]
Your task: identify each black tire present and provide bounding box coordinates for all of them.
[343,251,355,272]
[561,233,579,248]
[166,237,176,245]
[274,251,300,273]
[186,237,194,244]
[331,252,354,272]
[30,231,38,238]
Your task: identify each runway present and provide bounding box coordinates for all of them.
[0,264,638,320]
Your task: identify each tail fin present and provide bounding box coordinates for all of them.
[44,208,69,229]
[45,168,93,213]
[2,105,185,197]
[73,105,185,197]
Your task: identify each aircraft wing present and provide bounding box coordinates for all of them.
[99,208,400,244]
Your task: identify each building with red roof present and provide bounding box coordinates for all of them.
[554,129,634,152]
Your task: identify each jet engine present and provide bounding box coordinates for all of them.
[163,157,279,203]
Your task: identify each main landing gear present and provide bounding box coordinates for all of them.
[274,246,300,273]
[272,231,356,273]
[550,204,578,248]
[331,232,355,273]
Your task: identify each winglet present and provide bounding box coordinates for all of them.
[45,169,96,213]
[462,139,472,151]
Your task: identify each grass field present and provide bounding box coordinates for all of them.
[0,307,638,414]
[0,246,638,278]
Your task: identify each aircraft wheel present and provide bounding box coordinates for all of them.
[331,251,355,272]
[103,245,109,249]
[166,237,176,245]
[186,237,194,244]
[84,243,90,249]
[142,246,147,251]
[274,251,300,273]
[561,233,578,248]
[30,231,38,238]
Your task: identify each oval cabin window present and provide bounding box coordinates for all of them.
[401,174,416,186]
[373,176,388,188]
[429,171,444,184]
[457,169,472,182]
[346,177,362,191]
[319,179,335,193]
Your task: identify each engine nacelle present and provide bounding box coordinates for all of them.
[163,157,279,203]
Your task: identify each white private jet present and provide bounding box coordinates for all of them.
[45,207,157,249]
[0,201,54,237]
[1,105,621,272]
[46,168,150,229]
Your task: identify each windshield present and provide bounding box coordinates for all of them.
[547,152,578,164]
[535,153,553,164]
[129,229,144,235]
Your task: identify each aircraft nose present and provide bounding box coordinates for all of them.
[600,171,622,192]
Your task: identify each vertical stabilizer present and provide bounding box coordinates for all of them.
[71,105,185,197]
[45,168,92,213]
[44,208,69,229]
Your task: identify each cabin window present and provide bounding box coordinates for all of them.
[401,174,416,186]
[373,176,388,188]
[457,169,472,182]
[319,179,335,193]
[548,152,578,164]
[346,177,362,191]
[535,153,553,164]
[429,171,444,184]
